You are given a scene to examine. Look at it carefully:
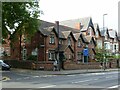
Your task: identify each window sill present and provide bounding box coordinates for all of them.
[49,43,55,45]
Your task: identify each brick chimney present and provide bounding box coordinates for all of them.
[75,23,81,30]
[55,21,59,35]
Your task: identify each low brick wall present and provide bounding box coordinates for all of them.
[4,60,34,69]
[4,60,118,70]
[63,61,102,70]
[34,61,54,70]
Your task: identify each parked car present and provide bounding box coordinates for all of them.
[0,60,11,70]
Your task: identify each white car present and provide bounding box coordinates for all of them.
[0,60,11,70]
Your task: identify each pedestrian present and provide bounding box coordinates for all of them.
[53,60,58,71]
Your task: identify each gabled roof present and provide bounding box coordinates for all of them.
[56,45,74,53]
[100,28,108,37]
[60,17,94,32]
[41,26,54,36]
[80,34,89,44]
[94,23,101,36]
[108,29,117,39]
[73,33,81,40]
[85,36,93,42]
[85,36,96,46]
[61,31,71,38]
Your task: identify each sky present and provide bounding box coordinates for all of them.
[39,0,120,32]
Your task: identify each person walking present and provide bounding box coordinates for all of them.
[53,60,58,71]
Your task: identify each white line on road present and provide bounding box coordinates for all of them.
[94,78,98,80]
[67,75,76,76]
[72,79,92,84]
[108,85,120,89]
[39,85,56,88]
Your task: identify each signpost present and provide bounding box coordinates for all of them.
[83,48,89,62]
[83,48,89,72]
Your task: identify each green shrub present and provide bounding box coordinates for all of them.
[27,55,37,61]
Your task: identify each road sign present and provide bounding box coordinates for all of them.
[83,48,89,56]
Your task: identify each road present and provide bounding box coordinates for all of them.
[1,70,120,90]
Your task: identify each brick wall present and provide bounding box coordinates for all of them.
[64,61,102,70]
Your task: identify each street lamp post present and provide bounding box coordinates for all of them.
[103,13,108,70]
[103,14,107,32]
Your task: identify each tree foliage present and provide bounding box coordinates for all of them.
[95,48,113,63]
[2,1,40,39]
[2,1,40,60]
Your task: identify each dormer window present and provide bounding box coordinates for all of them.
[68,36,71,46]
[49,34,55,44]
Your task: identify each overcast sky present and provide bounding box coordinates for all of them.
[39,0,119,32]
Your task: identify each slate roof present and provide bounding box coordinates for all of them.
[80,34,89,43]
[94,23,101,36]
[60,17,94,32]
[39,20,80,39]
[85,36,93,42]
[108,29,117,39]
[73,33,81,40]
[61,31,71,39]
[85,36,96,46]
[100,28,108,37]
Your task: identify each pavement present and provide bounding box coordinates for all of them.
[11,68,119,75]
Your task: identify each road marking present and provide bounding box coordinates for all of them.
[72,79,92,84]
[39,85,56,88]
[2,76,10,81]
[67,75,76,76]
[90,73,105,75]
[16,78,22,80]
[94,78,98,80]
[33,76,39,78]
[108,85,120,89]
[24,77,30,79]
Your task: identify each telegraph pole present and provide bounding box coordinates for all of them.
[56,21,60,71]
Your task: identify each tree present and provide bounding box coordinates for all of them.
[2,1,40,60]
[95,47,113,69]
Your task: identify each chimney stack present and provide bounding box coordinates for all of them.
[55,21,59,36]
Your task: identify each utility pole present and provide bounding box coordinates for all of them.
[103,14,107,70]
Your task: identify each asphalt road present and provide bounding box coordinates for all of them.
[1,70,120,90]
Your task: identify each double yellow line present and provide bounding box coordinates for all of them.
[2,76,10,81]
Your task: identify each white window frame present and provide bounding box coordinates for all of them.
[48,50,55,60]
[49,34,55,44]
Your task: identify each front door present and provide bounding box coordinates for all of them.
[59,52,65,70]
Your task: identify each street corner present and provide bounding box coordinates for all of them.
[2,76,10,81]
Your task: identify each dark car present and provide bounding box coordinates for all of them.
[0,60,11,70]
